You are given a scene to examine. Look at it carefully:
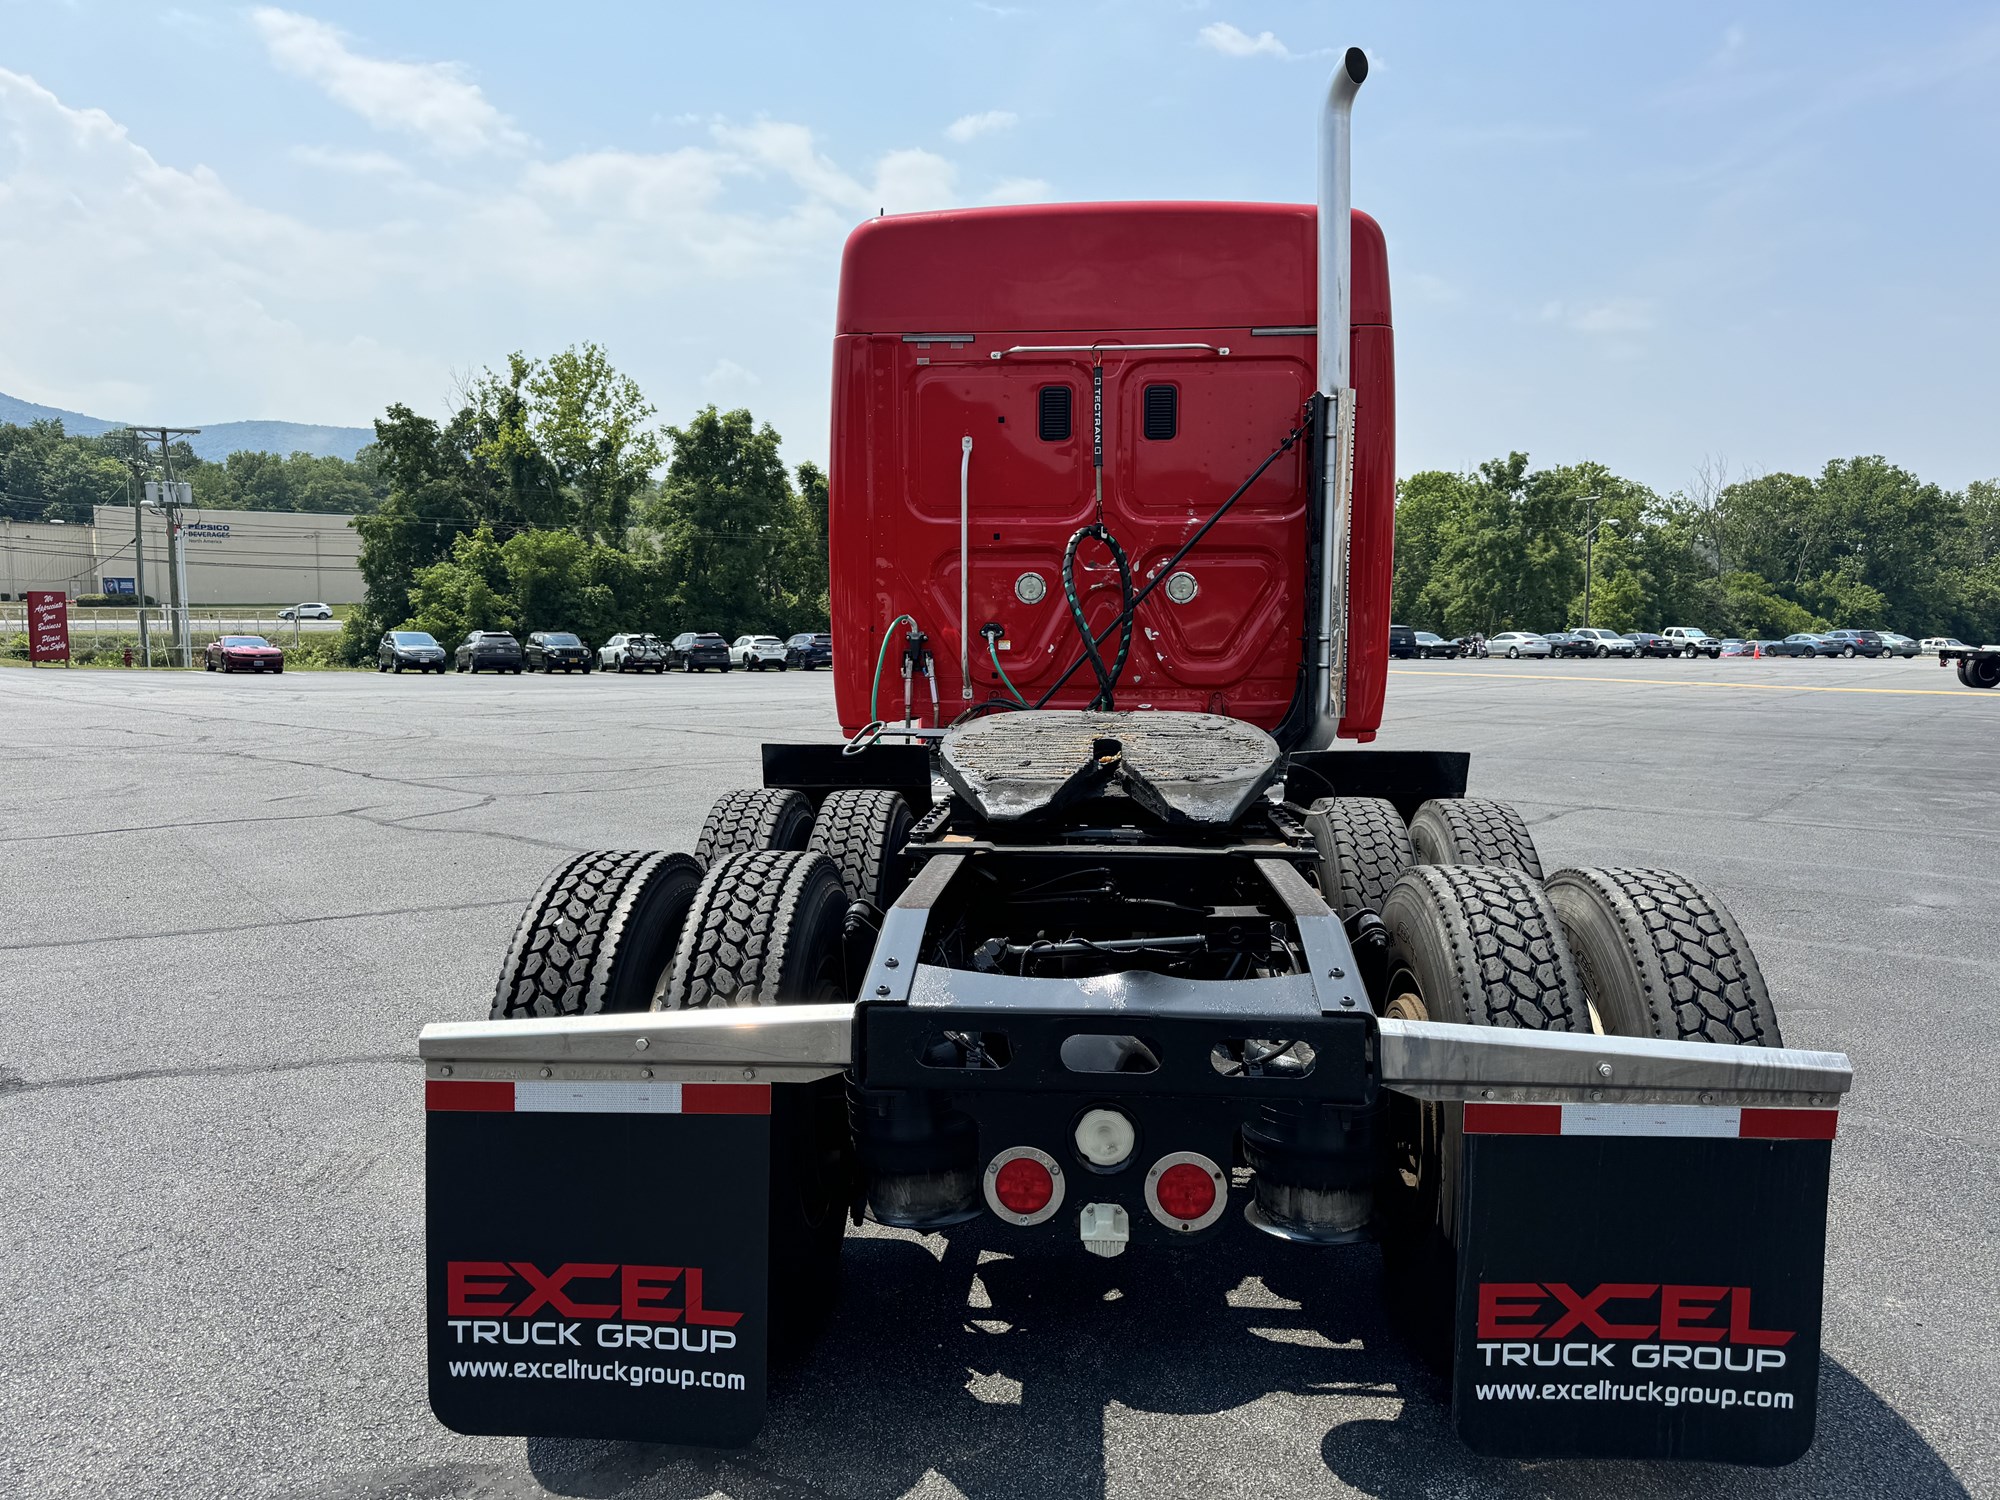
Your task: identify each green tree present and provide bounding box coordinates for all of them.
[525,344,665,542]
[406,525,513,644]
[648,406,798,639]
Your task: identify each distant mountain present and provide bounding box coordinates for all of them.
[0,390,375,462]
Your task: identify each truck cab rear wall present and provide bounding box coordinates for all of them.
[828,203,1393,741]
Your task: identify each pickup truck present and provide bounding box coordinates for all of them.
[1661,627,1722,659]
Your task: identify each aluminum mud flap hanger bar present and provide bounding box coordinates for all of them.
[418,1006,1850,1458]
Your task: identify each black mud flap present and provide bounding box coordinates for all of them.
[425,1076,773,1447]
[1452,1101,1835,1466]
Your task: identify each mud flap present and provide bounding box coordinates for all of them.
[1451,1102,1834,1466]
[425,1077,772,1447]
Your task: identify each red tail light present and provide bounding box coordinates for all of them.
[983,1146,1064,1226]
[1144,1151,1228,1232]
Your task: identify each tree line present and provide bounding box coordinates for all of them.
[0,420,389,522]
[343,344,828,662]
[1394,454,2000,642]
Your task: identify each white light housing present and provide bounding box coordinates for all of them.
[1078,1202,1130,1258]
[1163,571,1198,605]
[1074,1107,1137,1167]
[1014,571,1047,604]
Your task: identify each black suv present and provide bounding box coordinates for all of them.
[378,629,448,674]
[667,631,732,672]
[785,632,833,670]
[1622,631,1674,658]
[1388,624,1418,660]
[455,631,524,674]
[525,631,592,673]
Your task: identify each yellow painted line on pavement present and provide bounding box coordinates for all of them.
[1387,668,1993,699]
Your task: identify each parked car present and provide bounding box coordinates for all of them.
[731,634,790,671]
[1541,630,1596,658]
[1920,637,1969,656]
[1489,631,1552,659]
[666,631,731,672]
[1412,631,1458,659]
[1774,633,1838,657]
[1570,627,1636,658]
[1820,629,1887,659]
[526,631,593,674]
[1719,639,1756,658]
[1874,632,1921,659]
[456,631,524,674]
[1388,624,1419,659]
[204,634,284,674]
[785,632,833,670]
[1661,627,1721,659]
[1622,631,1674,657]
[378,629,448,674]
[599,633,667,673]
[277,602,333,621]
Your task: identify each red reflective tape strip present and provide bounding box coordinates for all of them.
[426,1079,514,1112]
[1463,1102,1561,1135]
[682,1083,772,1116]
[1738,1107,1838,1141]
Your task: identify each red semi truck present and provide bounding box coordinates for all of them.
[422,50,1852,1466]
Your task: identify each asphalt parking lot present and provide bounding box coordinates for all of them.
[1,657,1994,1500]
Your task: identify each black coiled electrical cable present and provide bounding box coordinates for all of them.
[1061,522,1134,710]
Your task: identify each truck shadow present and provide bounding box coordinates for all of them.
[524,1218,1970,1500]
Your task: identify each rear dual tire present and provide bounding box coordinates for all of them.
[490,850,705,1019]
[1376,858,1783,1370]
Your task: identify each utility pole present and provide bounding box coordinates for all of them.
[1580,492,1619,631]
[127,458,150,667]
[124,426,200,666]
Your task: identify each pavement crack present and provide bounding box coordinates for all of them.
[0,1051,420,1099]
[0,897,528,952]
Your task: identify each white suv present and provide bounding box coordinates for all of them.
[1661,627,1721,659]
[278,602,333,621]
[730,634,789,671]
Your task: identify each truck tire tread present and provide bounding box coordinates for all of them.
[491,849,703,1019]
[694,787,815,869]
[808,789,915,908]
[657,849,849,1009]
[1545,866,1782,1046]
[1305,796,1412,916]
[1381,864,1586,1031]
[1408,797,1544,880]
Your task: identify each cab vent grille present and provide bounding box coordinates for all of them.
[1038,385,1072,442]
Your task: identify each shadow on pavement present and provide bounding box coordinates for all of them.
[513,1216,1967,1500]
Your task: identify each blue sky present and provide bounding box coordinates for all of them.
[1,2,1996,495]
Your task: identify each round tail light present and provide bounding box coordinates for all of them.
[1144,1151,1228,1232]
[984,1146,1064,1225]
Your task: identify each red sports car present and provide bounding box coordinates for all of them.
[204,635,285,674]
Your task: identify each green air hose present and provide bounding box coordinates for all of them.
[870,614,918,723]
[986,630,1029,706]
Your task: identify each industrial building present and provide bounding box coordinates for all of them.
[0,507,364,605]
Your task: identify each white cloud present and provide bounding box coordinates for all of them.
[1198,22,1291,59]
[250,8,525,156]
[1541,299,1657,336]
[0,63,976,434]
[701,359,761,390]
[947,109,1017,143]
[290,145,413,177]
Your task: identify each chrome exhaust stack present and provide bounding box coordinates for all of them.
[1305,46,1368,749]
